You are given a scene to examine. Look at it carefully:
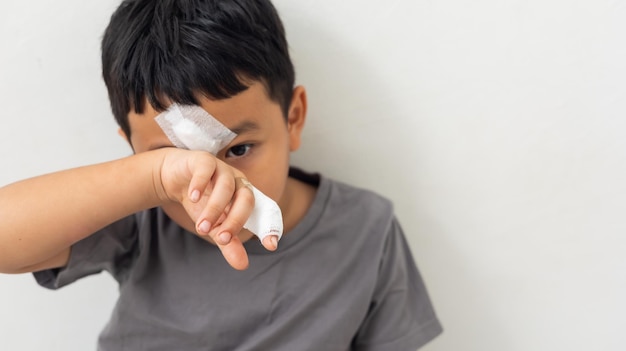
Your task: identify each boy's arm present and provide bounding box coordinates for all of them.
[0,148,256,274]
[10,250,71,274]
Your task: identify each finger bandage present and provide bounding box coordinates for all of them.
[155,104,284,242]
[238,179,283,239]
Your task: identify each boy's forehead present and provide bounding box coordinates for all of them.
[127,82,280,150]
[135,82,271,125]
[155,104,237,155]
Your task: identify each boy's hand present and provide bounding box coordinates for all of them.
[155,148,258,270]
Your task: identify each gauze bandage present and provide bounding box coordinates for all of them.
[155,103,284,242]
[155,104,237,155]
[238,178,282,239]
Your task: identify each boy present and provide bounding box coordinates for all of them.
[0,0,442,350]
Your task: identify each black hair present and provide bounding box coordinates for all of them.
[101,0,295,138]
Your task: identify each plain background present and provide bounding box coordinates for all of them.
[1,1,625,350]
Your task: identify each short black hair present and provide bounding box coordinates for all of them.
[102,0,295,138]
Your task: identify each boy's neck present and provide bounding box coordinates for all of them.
[279,176,317,235]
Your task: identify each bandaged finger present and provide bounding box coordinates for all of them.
[156,104,284,244]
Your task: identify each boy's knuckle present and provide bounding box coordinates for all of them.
[225,217,246,230]
[205,203,225,218]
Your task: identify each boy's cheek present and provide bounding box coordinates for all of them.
[247,155,291,203]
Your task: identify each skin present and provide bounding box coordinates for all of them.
[126,82,315,269]
[0,82,315,272]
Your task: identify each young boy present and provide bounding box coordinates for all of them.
[0,0,442,350]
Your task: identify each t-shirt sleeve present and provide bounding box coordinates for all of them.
[33,214,138,289]
[353,218,443,351]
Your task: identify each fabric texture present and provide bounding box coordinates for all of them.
[34,171,442,351]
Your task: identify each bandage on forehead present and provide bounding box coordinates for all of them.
[155,104,237,156]
[155,103,284,242]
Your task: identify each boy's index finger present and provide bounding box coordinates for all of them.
[217,237,249,270]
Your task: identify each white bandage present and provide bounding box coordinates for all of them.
[155,104,237,155]
[241,181,283,240]
[155,104,284,243]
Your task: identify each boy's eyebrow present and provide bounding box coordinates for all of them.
[229,120,260,135]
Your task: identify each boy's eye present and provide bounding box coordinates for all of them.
[226,144,252,158]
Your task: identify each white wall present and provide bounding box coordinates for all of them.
[1,1,625,350]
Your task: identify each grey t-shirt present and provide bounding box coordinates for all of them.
[35,172,442,350]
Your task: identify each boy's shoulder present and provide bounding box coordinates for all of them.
[290,168,395,225]
[330,178,392,211]
[326,177,395,233]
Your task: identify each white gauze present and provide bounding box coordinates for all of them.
[155,103,284,242]
[155,104,237,154]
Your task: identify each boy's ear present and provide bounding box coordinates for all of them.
[287,85,307,152]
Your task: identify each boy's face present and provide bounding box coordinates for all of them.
[124,82,306,242]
